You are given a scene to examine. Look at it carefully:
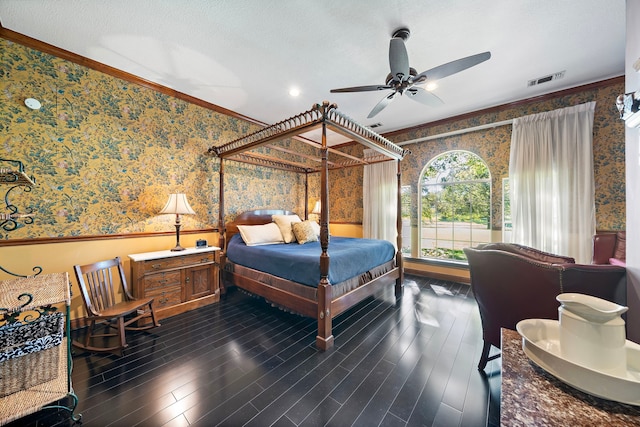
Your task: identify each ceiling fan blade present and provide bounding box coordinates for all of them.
[368,92,398,118]
[406,87,444,107]
[330,84,392,93]
[389,38,410,82]
[414,51,491,82]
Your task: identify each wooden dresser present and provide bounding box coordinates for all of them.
[129,247,220,319]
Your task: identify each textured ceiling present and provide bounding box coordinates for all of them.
[0,0,626,144]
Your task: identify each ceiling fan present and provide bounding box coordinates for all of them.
[330,28,491,118]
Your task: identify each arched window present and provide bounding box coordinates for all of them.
[418,151,491,261]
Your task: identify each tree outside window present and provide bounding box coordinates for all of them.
[419,151,491,261]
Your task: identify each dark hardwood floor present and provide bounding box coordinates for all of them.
[6,274,501,427]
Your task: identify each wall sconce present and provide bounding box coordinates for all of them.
[159,193,195,251]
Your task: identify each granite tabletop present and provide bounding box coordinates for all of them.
[500,328,640,426]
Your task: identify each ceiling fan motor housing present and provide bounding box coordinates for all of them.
[392,27,410,41]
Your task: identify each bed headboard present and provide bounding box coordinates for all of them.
[225,209,296,245]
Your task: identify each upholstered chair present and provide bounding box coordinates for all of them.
[593,231,626,266]
[464,243,626,371]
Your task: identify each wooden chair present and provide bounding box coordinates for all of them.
[73,256,160,354]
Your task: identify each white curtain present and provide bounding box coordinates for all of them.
[363,153,398,248]
[509,101,596,263]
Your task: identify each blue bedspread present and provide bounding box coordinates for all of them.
[226,234,395,287]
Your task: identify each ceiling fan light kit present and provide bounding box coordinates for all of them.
[330,27,491,118]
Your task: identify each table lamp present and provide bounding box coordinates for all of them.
[311,200,321,223]
[312,201,321,215]
[159,193,195,251]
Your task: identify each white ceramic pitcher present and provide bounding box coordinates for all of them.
[557,293,628,377]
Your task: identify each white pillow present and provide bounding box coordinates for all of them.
[272,214,302,243]
[310,220,321,237]
[237,223,284,246]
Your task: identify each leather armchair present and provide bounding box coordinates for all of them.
[464,242,626,371]
[593,231,626,266]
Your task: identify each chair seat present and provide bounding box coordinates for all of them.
[92,297,154,319]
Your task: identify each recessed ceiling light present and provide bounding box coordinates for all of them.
[289,87,300,97]
[25,98,41,110]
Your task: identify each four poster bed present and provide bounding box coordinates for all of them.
[207,102,410,350]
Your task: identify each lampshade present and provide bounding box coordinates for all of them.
[311,201,321,215]
[159,193,196,215]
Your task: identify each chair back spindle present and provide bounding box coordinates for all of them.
[89,268,114,312]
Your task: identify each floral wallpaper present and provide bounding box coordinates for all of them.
[0,37,305,240]
[327,144,365,223]
[1,35,625,241]
[223,160,307,220]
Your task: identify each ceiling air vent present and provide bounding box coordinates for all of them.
[527,71,565,87]
[369,122,383,129]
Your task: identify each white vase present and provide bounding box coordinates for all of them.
[557,293,628,377]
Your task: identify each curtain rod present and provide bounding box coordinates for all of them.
[395,119,514,146]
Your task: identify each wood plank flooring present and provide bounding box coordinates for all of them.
[5,274,501,427]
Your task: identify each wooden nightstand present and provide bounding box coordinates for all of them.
[128,247,220,319]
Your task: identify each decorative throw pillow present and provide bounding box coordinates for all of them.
[237,223,284,246]
[292,221,319,244]
[272,214,302,243]
[609,257,626,267]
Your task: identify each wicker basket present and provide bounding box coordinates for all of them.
[0,312,64,397]
[0,345,60,397]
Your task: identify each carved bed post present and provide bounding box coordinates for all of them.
[316,102,334,350]
[304,172,309,220]
[219,160,226,251]
[218,159,227,294]
[395,159,404,296]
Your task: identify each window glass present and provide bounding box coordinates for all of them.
[400,185,411,255]
[502,177,512,243]
[418,151,491,261]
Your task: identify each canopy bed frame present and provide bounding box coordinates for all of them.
[207,101,410,350]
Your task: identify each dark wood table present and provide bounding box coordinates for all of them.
[500,328,640,426]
